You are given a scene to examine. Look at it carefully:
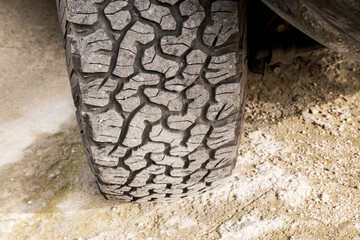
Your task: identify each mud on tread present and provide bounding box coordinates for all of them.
[57,0,246,202]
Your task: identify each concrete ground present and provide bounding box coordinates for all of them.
[0,0,360,239]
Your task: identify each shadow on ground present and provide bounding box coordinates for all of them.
[246,50,360,124]
[0,127,106,214]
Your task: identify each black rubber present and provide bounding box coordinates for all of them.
[56,0,247,202]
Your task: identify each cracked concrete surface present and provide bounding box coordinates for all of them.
[0,0,360,239]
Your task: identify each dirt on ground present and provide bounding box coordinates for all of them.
[0,0,360,239]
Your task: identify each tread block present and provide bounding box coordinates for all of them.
[79,77,118,107]
[150,124,183,146]
[160,15,177,30]
[206,145,237,169]
[188,147,209,168]
[150,153,185,167]
[159,0,204,55]
[164,77,194,92]
[147,164,166,174]
[128,169,150,187]
[205,53,238,84]
[203,1,239,46]
[124,154,148,171]
[154,188,184,195]
[167,109,199,130]
[207,83,240,120]
[66,0,101,25]
[90,144,127,167]
[127,73,161,90]
[170,124,209,156]
[74,29,113,73]
[124,142,166,170]
[144,88,182,111]
[157,0,179,5]
[115,88,141,112]
[105,1,131,30]
[207,122,236,149]
[98,182,131,195]
[129,188,150,198]
[167,84,209,130]
[143,46,179,77]
[179,0,203,16]
[160,29,196,56]
[186,169,208,184]
[135,1,176,31]
[113,49,136,77]
[186,85,209,110]
[170,168,194,177]
[120,22,155,52]
[87,109,124,143]
[123,105,162,147]
[104,194,133,202]
[96,166,130,185]
[153,174,183,184]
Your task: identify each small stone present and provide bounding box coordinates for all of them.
[273,66,282,75]
[320,193,330,202]
[309,106,321,114]
[277,24,286,32]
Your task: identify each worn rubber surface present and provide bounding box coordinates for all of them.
[56,0,246,202]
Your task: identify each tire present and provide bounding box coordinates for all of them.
[56,0,247,202]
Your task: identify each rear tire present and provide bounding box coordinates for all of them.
[57,0,247,202]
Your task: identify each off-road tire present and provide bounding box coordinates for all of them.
[56,0,247,202]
